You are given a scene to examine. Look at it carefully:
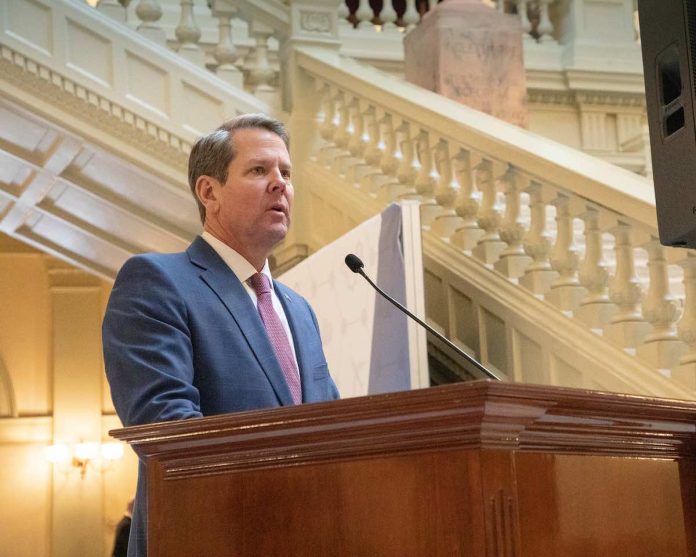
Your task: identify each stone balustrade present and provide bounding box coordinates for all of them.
[292,46,695,395]
[93,0,570,95]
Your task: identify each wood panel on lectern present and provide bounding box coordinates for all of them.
[112,381,696,557]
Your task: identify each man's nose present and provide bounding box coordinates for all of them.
[268,168,287,191]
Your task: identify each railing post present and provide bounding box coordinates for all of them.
[637,239,685,369]
[379,0,398,29]
[134,0,166,47]
[247,20,276,105]
[536,0,556,43]
[494,166,532,279]
[210,2,243,88]
[414,131,441,226]
[472,160,506,265]
[403,0,420,29]
[603,222,651,349]
[546,193,585,311]
[451,149,483,252]
[355,0,374,28]
[674,255,696,388]
[431,139,463,239]
[575,207,616,328]
[175,0,205,66]
[519,181,556,295]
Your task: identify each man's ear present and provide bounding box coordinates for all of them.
[196,175,219,215]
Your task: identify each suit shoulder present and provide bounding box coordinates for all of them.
[116,251,190,278]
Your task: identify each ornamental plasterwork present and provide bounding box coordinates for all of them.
[528,89,645,108]
[527,90,576,106]
[0,45,189,172]
[299,10,332,35]
[576,91,646,108]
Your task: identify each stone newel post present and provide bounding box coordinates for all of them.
[403,0,528,128]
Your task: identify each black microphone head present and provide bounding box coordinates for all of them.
[344,254,364,273]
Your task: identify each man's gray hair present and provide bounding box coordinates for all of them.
[187,113,290,223]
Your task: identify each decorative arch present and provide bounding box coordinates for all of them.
[0,356,16,417]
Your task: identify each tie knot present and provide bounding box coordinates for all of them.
[249,272,272,295]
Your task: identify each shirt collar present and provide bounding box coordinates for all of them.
[200,231,273,287]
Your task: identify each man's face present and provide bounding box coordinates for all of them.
[201,127,293,263]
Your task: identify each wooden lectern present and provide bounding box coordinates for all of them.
[111,381,696,556]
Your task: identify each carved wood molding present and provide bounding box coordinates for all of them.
[111,382,696,481]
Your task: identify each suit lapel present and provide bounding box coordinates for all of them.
[187,238,294,406]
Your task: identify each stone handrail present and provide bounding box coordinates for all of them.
[291,45,696,396]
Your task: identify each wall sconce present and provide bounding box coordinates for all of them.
[45,441,124,478]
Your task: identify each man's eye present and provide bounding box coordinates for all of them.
[252,167,265,175]
[282,170,291,179]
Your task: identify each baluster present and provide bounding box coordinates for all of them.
[348,100,365,159]
[431,139,464,239]
[414,131,441,226]
[575,207,615,328]
[358,108,390,195]
[337,1,351,28]
[493,167,533,279]
[331,95,359,175]
[674,255,696,388]
[134,0,166,46]
[519,181,556,295]
[378,121,414,202]
[515,0,532,38]
[403,0,420,29]
[472,160,506,265]
[636,240,684,369]
[318,84,336,141]
[536,0,555,43]
[361,112,397,197]
[355,0,374,28]
[378,114,397,176]
[345,104,381,185]
[395,122,416,186]
[380,0,398,29]
[362,106,381,167]
[333,97,362,177]
[211,3,242,87]
[546,194,585,311]
[318,87,344,167]
[452,149,484,252]
[175,0,204,66]
[604,222,651,349]
[247,21,276,104]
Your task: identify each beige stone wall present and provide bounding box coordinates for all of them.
[0,233,137,557]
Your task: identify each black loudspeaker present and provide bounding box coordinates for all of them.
[639,0,696,247]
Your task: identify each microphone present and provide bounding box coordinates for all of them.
[344,253,501,381]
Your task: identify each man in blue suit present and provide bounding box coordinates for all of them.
[103,114,339,557]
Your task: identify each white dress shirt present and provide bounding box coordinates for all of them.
[201,231,298,364]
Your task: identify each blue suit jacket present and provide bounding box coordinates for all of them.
[103,236,339,557]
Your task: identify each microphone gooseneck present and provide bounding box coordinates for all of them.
[344,253,501,381]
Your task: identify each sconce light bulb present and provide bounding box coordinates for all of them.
[74,442,99,461]
[45,443,70,463]
[101,442,124,461]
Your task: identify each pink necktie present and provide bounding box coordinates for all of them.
[248,273,302,404]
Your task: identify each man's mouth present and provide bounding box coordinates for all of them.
[269,203,287,216]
